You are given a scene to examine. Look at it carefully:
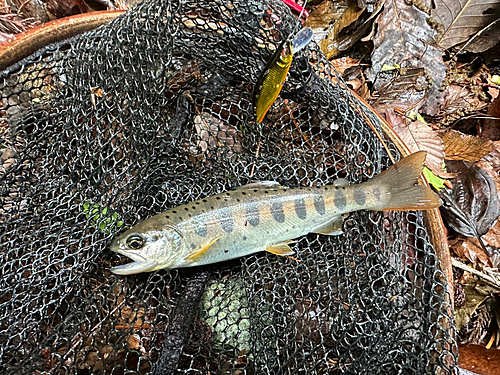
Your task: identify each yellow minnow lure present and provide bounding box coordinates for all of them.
[253,27,313,123]
[254,39,294,123]
[110,152,441,275]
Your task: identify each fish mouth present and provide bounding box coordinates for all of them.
[110,241,157,275]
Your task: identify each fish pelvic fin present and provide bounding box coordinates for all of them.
[266,241,295,256]
[367,151,442,211]
[184,236,222,263]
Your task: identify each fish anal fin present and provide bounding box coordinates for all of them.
[184,236,222,262]
[312,216,344,236]
[237,181,282,190]
[334,178,349,187]
[266,241,295,256]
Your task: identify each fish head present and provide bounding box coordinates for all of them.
[110,223,186,275]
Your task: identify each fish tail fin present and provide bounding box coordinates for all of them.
[367,151,442,211]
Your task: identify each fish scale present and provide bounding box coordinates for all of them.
[110,152,442,275]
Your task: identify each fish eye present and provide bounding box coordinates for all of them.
[126,234,145,250]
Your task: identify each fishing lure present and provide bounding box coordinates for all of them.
[253,3,313,123]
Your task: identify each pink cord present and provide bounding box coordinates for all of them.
[280,0,309,19]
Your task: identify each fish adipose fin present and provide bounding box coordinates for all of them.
[368,151,442,211]
[184,236,222,262]
[312,216,344,235]
[266,241,295,256]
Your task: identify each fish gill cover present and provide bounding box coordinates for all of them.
[0,0,457,374]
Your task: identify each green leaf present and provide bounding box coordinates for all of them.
[422,167,446,191]
[406,110,428,125]
[381,63,400,71]
[102,207,108,215]
[492,75,500,85]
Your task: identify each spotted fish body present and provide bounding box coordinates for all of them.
[110,152,441,275]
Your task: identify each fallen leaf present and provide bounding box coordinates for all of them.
[329,57,362,75]
[305,0,348,29]
[479,95,500,141]
[454,283,490,330]
[440,130,495,162]
[438,160,500,238]
[437,84,487,125]
[482,221,500,249]
[386,112,451,177]
[309,1,382,59]
[370,68,427,115]
[367,0,446,113]
[477,143,500,192]
[43,0,87,19]
[432,0,500,49]
[458,343,500,374]
[462,18,500,54]
[449,236,491,266]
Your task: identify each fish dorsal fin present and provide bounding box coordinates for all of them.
[312,216,344,236]
[334,178,349,187]
[184,236,222,263]
[236,181,282,190]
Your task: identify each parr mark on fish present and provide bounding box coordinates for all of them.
[294,197,307,220]
[353,187,366,206]
[270,199,285,223]
[245,200,260,226]
[314,193,326,215]
[218,206,234,233]
[334,189,346,209]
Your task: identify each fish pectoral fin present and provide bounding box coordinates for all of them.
[266,241,295,256]
[312,216,344,236]
[184,236,222,263]
[236,181,282,190]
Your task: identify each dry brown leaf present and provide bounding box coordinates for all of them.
[432,0,500,49]
[369,68,427,116]
[386,112,452,177]
[454,284,490,331]
[449,236,491,266]
[305,0,346,28]
[458,343,500,374]
[482,221,500,249]
[329,57,361,75]
[346,78,363,92]
[477,143,500,192]
[462,18,500,54]
[479,95,500,141]
[314,1,365,59]
[368,0,446,114]
[440,130,495,162]
[438,84,487,123]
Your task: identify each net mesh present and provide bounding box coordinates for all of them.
[0,0,458,374]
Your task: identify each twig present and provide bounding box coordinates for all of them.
[249,141,261,178]
[152,271,211,375]
[452,258,500,291]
